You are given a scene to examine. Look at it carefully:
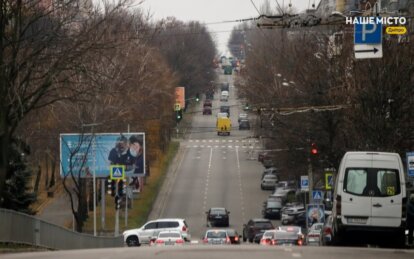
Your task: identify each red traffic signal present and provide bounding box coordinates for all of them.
[311,143,318,155]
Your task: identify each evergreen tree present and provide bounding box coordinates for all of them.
[2,139,36,214]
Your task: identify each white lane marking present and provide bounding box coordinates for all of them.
[189,140,193,142]
[215,140,220,143]
[235,145,239,148]
[223,157,227,159]
[236,147,240,169]
[207,145,211,148]
[195,140,200,143]
[255,140,259,143]
[200,145,205,148]
[221,145,226,148]
[228,140,233,143]
[203,147,213,216]
[284,248,292,252]
[208,147,213,168]
[292,253,301,258]
[193,145,198,148]
[191,241,199,244]
[228,145,232,148]
[202,140,206,142]
[221,140,226,143]
[209,140,213,142]
[215,145,219,148]
[196,157,200,159]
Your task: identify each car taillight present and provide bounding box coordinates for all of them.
[235,236,239,241]
[156,239,164,244]
[182,226,187,232]
[203,238,208,243]
[271,240,277,245]
[260,239,267,245]
[298,239,303,246]
[324,228,332,235]
[336,195,342,216]
[176,239,184,244]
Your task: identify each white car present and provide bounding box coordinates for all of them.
[261,174,278,190]
[306,223,324,245]
[123,218,190,246]
[152,231,185,246]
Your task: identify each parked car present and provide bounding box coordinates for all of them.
[220,82,229,91]
[242,218,274,243]
[206,207,230,227]
[226,229,241,244]
[203,107,212,115]
[261,167,278,180]
[203,229,231,245]
[262,199,283,219]
[220,105,230,116]
[220,91,229,101]
[278,226,305,241]
[151,231,185,246]
[238,113,248,123]
[123,218,190,246]
[261,174,278,190]
[258,151,268,162]
[269,188,296,204]
[262,158,276,169]
[238,119,250,130]
[281,206,305,225]
[332,152,407,246]
[306,223,324,246]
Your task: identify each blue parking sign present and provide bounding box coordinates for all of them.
[355,23,382,44]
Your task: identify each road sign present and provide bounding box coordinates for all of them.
[355,23,382,44]
[325,173,333,190]
[407,152,414,177]
[354,21,383,59]
[110,165,125,180]
[301,175,309,191]
[354,44,383,59]
[174,103,181,111]
[312,190,323,201]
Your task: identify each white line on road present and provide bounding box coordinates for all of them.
[292,253,301,258]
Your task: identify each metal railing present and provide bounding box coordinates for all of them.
[0,209,123,250]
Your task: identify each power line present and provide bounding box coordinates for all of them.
[249,0,262,16]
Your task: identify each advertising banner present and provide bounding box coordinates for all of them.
[60,133,145,178]
[306,204,325,228]
[175,86,185,110]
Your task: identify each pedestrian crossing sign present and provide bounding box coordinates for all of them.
[110,165,125,180]
[312,190,323,201]
[325,173,333,190]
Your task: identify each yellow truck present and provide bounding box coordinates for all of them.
[217,117,231,136]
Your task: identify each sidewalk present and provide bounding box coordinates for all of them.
[36,187,74,228]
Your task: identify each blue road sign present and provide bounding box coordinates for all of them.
[355,22,382,44]
[407,152,414,177]
[312,191,323,200]
[301,175,309,190]
[110,165,125,180]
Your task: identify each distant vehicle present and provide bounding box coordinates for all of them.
[220,83,229,91]
[217,112,229,118]
[262,199,283,219]
[238,119,250,130]
[262,158,276,169]
[281,206,305,226]
[306,223,323,246]
[238,113,248,122]
[220,91,229,101]
[203,107,212,115]
[320,215,334,246]
[260,230,277,245]
[261,174,278,190]
[203,229,231,245]
[270,230,304,246]
[253,232,264,244]
[206,207,230,227]
[278,225,305,241]
[216,117,231,136]
[226,229,241,244]
[203,99,212,107]
[224,65,233,75]
[152,231,185,246]
[261,167,278,180]
[332,152,407,246]
[123,218,190,246]
[242,218,274,243]
[220,105,230,116]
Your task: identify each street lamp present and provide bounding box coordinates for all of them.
[81,122,102,237]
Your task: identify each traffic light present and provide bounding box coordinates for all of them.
[175,109,183,123]
[195,93,200,102]
[311,143,318,155]
[114,195,121,210]
[244,103,250,111]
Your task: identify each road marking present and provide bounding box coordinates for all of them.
[223,157,227,159]
[221,145,226,148]
[202,140,206,142]
[235,140,239,142]
[209,140,213,142]
[284,248,292,252]
[292,253,301,258]
[195,140,200,142]
[200,145,204,148]
[228,140,233,143]
[193,145,198,148]
[189,140,193,142]
[215,140,220,143]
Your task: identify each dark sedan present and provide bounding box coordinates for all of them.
[262,200,283,219]
[226,229,241,244]
[243,218,274,243]
[206,208,230,227]
[238,119,250,130]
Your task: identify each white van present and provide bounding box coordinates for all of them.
[220,91,229,101]
[331,152,407,245]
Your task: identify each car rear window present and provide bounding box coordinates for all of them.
[274,231,298,239]
[344,168,400,197]
[255,221,273,228]
[211,209,226,215]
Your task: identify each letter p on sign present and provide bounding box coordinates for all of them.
[355,23,382,44]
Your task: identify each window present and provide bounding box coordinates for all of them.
[207,231,226,238]
[376,170,400,196]
[144,222,157,230]
[344,169,368,195]
[157,221,179,228]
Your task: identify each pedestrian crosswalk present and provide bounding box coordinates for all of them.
[184,144,260,149]
[188,139,260,143]
[183,138,261,149]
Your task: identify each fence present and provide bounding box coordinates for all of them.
[0,209,123,250]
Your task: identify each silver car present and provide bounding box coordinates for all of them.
[261,174,278,190]
[203,229,231,245]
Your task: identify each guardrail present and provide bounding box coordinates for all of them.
[0,208,123,250]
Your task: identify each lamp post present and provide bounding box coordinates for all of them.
[81,122,102,237]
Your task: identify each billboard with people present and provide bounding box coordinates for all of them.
[60,133,146,178]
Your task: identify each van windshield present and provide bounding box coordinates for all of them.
[344,168,400,197]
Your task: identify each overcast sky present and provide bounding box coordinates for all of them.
[139,0,320,55]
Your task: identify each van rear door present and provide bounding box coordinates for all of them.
[342,169,372,226]
[370,167,402,227]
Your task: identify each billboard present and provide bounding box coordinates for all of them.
[60,133,145,178]
[306,204,325,228]
[175,86,185,110]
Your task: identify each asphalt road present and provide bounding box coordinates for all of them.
[149,73,278,241]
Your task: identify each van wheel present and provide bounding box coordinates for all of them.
[126,236,140,247]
